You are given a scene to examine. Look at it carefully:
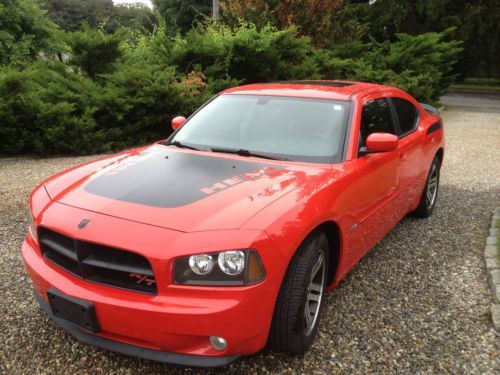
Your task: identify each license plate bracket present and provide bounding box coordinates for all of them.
[47,288,100,333]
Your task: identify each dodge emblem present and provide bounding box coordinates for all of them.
[78,219,90,229]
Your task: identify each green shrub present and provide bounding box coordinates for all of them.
[315,29,462,102]
[0,0,61,66]
[0,17,462,156]
[0,60,212,156]
[95,64,212,147]
[169,22,318,83]
[360,29,462,102]
[65,25,125,80]
[0,62,107,155]
[0,67,39,154]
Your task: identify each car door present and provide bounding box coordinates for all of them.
[344,94,406,267]
[388,96,427,207]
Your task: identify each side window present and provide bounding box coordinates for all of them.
[359,98,396,146]
[392,97,418,135]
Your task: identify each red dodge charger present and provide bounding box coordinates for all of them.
[22,81,444,366]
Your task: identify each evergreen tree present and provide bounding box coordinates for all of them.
[152,0,212,34]
[65,25,124,80]
[42,0,114,32]
[341,0,500,78]
[42,0,156,33]
[0,0,59,66]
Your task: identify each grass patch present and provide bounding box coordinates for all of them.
[452,77,500,91]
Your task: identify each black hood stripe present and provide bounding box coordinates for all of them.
[84,147,286,208]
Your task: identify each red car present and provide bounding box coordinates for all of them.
[23,81,444,367]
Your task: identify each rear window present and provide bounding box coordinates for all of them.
[392,98,419,135]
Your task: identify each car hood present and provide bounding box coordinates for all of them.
[44,144,332,232]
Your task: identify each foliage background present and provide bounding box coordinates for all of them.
[1,0,494,156]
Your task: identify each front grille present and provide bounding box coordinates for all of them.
[38,227,157,295]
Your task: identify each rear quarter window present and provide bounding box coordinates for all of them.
[392,98,419,136]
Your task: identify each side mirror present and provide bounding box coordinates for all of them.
[362,132,398,154]
[171,116,186,130]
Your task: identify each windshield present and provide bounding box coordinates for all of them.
[167,95,350,163]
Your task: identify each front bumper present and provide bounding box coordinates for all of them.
[22,229,281,366]
[33,289,238,367]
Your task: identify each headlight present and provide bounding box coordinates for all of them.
[26,207,37,240]
[218,250,245,275]
[173,249,265,286]
[189,254,215,275]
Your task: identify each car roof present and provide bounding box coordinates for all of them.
[221,80,391,101]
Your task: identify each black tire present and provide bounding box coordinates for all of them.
[268,231,329,354]
[413,156,441,218]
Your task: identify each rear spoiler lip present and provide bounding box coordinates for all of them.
[420,103,441,116]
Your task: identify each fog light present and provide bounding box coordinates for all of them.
[209,336,227,351]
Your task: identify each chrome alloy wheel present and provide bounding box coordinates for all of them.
[426,163,439,209]
[304,248,326,336]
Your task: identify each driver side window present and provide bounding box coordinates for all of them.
[359,98,396,147]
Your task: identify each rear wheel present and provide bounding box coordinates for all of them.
[413,156,441,218]
[268,231,328,353]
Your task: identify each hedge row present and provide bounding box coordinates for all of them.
[0,22,461,156]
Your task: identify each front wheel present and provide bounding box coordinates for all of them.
[413,156,441,218]
[268,231,328,354]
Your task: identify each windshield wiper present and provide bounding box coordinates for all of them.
[167,140,202,151]
[210,147,286,161]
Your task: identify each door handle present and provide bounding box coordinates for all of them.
[399,151,408,160]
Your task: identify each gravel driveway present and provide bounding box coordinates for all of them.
[1,110,499,374]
